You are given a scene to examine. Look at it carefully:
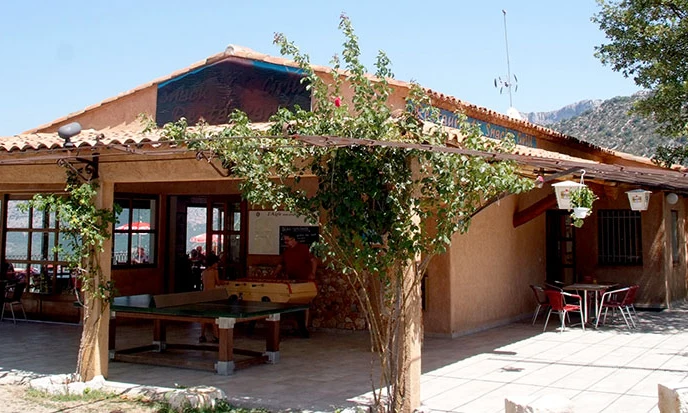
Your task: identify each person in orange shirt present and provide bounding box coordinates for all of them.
[271,234,317,281]
[271,233,317,337]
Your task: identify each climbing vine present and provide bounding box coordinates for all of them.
[26,169,119,381]
[150,15,533,412]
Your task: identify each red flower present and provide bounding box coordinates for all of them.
[334,97,341,107]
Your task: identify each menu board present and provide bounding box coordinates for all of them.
[248,210,318,255]
[278,226,320,254]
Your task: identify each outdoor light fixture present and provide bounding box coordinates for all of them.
[57,121,82,149]
[626,189,651,211]
[666,192,679,205]
[552,180,583,209]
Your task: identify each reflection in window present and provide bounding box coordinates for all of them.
[3,199,71,294]
[113,197,157,266]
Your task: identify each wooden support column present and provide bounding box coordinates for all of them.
[216,317,235,375]
[403,260,422,413]
[89,180,114,380]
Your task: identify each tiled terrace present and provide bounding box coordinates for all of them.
[1,303,688,412]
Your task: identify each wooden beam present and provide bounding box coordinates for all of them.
[513,193,558,228]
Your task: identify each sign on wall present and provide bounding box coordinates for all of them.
[413,104,538,148]
[156,57,311,126]
[248,211,319,255]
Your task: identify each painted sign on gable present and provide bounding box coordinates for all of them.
[416,105,537,148]
[156,57,311,126]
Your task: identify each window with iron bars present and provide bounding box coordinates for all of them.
[598,210,642,265]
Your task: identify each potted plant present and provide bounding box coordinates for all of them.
[569,186,598,228]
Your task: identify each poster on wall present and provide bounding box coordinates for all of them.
[248,210,318,255]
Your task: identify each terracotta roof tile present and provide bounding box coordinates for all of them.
[5,44,681,175]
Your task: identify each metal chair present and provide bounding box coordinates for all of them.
[595,286,636,329]
[1,282,27,324]
[529,284,551,325]
[543,289,585,332]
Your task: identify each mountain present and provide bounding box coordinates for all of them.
[521,99,603,125]
[524,92,683,159]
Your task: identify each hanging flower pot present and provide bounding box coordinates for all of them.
[569,185,598,228]
[552,181,584,210]
[572,207,590,219]
[626,189,651,211]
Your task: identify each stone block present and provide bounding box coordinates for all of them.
[505,394,575,413]
[165,385,227,411]
[658,382,688,413]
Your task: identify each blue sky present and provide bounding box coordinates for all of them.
[0,1,639,136]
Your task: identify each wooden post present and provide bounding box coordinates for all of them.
[216,317,235,375]
[403,260,422,413]
[85,180,114,380]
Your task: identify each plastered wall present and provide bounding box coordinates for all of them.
[425,192,547,337]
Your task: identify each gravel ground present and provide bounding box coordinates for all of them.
[0,384,161,413]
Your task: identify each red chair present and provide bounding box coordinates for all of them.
[595,286,637,329]
[625,285,639,327]
[530,285,551,325]
[543,289,585,332]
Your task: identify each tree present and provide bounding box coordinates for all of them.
[152,15,532,412]
[592,0,688,165]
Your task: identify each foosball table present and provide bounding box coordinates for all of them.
[225,279,317,304]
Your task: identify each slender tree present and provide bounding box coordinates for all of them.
[153,15,532,411]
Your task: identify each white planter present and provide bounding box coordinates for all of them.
[552,181,584,210]
[572,207,590,219]
[626,189,651,211]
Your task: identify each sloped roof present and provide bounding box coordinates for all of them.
[17,45,608,155]
[2,44,686,190]
[2,121,687,192]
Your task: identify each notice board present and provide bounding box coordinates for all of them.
[278,226,319,254]
[248,210,318,255]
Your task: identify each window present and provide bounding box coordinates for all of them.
[113,197,157,266]
[3,198,72,294]
[598,210,642,265]
[672,210,679,264]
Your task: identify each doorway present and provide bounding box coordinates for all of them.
[546,210,576,285]
[169,195,246,292]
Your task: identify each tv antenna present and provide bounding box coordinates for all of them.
[494,9,518,108]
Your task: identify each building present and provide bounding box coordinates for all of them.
[1,45,687,339]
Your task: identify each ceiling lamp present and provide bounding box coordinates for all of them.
[626,189,651,211]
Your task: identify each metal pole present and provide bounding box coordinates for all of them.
[502,9,513,108]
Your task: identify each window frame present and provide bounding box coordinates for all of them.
[597,209,643,266]
[112,194,158,268]
[2,195,72,295]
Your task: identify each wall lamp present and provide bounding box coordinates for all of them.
[57,122,82,149]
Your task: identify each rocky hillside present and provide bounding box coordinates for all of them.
[526,92,682,159]
[521,99,602,125]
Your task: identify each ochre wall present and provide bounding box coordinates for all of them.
[433,191,547,337]
[35,87,157,133]
[575,184,682,307]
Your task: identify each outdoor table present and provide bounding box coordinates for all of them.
[109,294,309,375]
[562,283,617,326]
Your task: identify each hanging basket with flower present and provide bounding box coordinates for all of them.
[569,185,598,228]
